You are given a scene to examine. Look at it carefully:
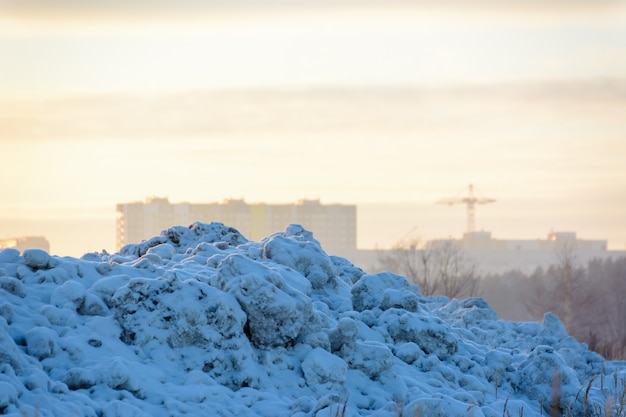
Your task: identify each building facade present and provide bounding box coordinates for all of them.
[442,230,608,252]
[424,230,611,274]
[116,197,357,255]
[0,236,50,253]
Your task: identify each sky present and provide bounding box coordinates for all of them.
[1,0,625,256]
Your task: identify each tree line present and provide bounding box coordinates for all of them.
[376,237,481,300]
[377,239,626,360]
[482,249,626,360]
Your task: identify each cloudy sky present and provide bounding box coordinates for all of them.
[1,0,625,255]
[2,1,626,95]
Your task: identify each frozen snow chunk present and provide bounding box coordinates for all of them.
[127,256,157,272]
[50,280,86,311]
[121,222,246,258]
[382,310,457,359]
[78,293,108,316]
[113,275,247,348]
[445,297,498,327]
[23,248,51,269]
[300,331,331,350]
[40,305,78,327]
[291,396,316,414]
[146,243,176,260]
[343,341,394,379]
[328,317,358,353]
[261,226,337,290]
[461,297,497,320]
[558,346,605,381]
[190,241,222,256]
[63,367,98,390]
[120,235,168,258]
[276,266,313,298]
[0,326,24,372]
[108,254,135,265]
[22,368,50,391]
[302,347,347,385]
[188,222,248,246]
[103,357,143,395]
[457,374,485,393]
[513,345,580,410]
[0,381,17,412]
[0,304,12,325]
[311,394,348,417]
[214,254,313,348]
[184,369,218,385]
[483,349,513,384]
[95,262,112,275]
[0,248,20,263]
[33,264,73,284]
[404,396,485,417]
[15,266,31,280]
[381,288,419,312]
[285,223,317,241]
[539,312,569,342]
[102,400,148,417]
[139,252,163,265]
[394,342,422,364]
[0,277,25,298]
[89,274,131,308]
[81,251,103,262]
[206,253,226,268]
[25,326,58,360]
[330,256,364,285]
[352,272,421,312]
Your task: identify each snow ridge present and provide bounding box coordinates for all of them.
[0,222,623,417]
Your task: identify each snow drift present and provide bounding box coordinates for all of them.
[0,222,624,417]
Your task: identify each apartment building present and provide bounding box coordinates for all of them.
[116,197,356,255]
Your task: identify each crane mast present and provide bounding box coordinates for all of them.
[437,184,496,234]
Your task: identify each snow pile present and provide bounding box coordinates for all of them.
[0,222,624,417]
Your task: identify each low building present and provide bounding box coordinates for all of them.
[427,230,613,274]
[439,230,607,252]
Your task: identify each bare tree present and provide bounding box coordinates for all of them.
[484,255,626,360]
[523,266,555,321]
[585,257,626,359]
[429,240,481,299]
[553,243,589,331]
[524,242,590,337]
[377,237,480,299]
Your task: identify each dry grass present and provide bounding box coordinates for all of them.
[329,397,348,417]
[551,371,626,417]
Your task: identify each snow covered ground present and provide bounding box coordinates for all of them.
[0,222,624,417]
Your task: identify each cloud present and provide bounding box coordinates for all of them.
[2,79,624,141]
[1,0,622,19]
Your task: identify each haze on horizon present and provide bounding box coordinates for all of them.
[1,0,625,256]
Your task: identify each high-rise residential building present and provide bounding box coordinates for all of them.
[116,197,357,255]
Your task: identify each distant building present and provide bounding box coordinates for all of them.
[426,230,612,274]
[116,197,357,256]
[354,230,619,275]
[443,230,608,252]
[0,236,50,253]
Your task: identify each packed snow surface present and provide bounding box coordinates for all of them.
[0,222,624,417]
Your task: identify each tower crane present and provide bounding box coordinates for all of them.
[437,184,495,234]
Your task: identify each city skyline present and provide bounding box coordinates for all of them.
[1,192,624,257]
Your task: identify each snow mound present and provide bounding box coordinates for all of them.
[0,221,624,417]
